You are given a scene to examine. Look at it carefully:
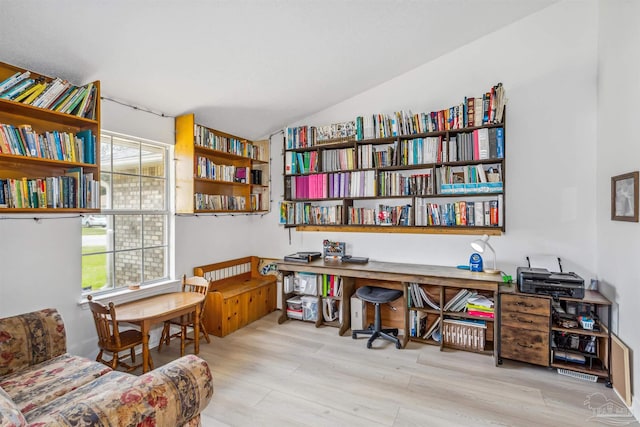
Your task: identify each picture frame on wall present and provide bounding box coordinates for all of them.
[611,171,639,222]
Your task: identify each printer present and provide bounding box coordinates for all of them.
[517,267,585,299]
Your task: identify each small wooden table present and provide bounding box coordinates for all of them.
[116,292,205,373]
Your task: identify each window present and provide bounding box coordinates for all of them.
[82,131,172,294]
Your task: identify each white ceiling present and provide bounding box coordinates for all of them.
[0,0,556,140]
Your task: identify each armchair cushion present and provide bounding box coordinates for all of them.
[0,354,111,414]
[0,309,66,377]
[0,387,26,427]
[24,355,213,426]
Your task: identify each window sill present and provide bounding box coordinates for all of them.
[78,280,181,308]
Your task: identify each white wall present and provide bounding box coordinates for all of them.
[0,101,176,357]
[597,0,640,416]
[259,1,600,283]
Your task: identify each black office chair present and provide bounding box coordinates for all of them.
[352,286,403,349]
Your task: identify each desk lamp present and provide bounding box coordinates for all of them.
[470,234,499,274]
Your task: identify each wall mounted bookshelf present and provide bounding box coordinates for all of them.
[175,113,270,214]
[280,99,506,235]
[0,61,100,212]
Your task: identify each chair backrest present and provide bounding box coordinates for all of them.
[87,295,121,349]
[182,275,210,309]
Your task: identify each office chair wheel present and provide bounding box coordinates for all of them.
[395,340,402,349]
[366,341,372,349]
[391,330,398,336]
[352,333,357,339]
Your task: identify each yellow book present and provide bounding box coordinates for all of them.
[75,83,93,117]
[22,83,46,104]
[13,83,40,103]
[54,87,79,112]
[68,133,76,162]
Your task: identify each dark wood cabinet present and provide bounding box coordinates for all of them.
[500,293,550,366]
[499,290,612,385]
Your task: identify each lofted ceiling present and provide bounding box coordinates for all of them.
[0,0,556,140]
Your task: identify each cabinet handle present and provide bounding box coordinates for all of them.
[509,314,534,323]
[517,342,534,348]
[515,302,535,308]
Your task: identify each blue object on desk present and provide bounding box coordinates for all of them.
[469,253,484,272]
[456,265,470,270]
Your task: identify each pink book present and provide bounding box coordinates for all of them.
[473,129,479,161]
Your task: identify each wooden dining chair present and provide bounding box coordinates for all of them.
[158,275,210,356]
[87,295,153,372]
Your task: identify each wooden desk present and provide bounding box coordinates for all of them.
[116,292,205,373]
[277,259,502,360]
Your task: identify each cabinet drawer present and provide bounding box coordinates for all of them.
[501,311,548,332]
[501,294,549,316]
[500,326,549,366]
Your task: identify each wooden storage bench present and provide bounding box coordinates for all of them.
[194,256,277,337]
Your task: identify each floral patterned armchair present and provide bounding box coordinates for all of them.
[0,308,213,426]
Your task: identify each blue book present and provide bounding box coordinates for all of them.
[496,127,504,158]
[76,129,94,164]
[0,79,34,100]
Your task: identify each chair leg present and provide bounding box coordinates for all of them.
[96,350,104,364]
[111,352,118,370]
[200,320,211,343]
[181,325,187,357]
[130,347,136,363]
[158,323,169,352]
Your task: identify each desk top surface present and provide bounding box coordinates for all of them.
[116,292,204,322]
[276,259,502,288]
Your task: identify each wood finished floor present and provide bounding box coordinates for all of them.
[152,311,634,427]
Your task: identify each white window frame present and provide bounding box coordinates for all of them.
[81,130,176,302]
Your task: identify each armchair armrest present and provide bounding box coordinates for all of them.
[26,355,214,426]
[0,309,66,377]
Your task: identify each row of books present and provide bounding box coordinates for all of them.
[320,274,343,297]
[286,170,378,200]
[284,84,506,149]
[376,204,412,226]
[280,202,344,226]
[284,151,318,175]
[249,193,267,211]
[450,128,504,163]
[194,125,264,160]
[285,121,358,149]
[0,171,99,209]
[356,83,506,139]
[0,71,98,119]
[195,156,249,183]
[415,198,502,227]
[346,203,412,226]
[0,124,96,164]
[281,197,503,227]
[408,283,440,310]
[285,127,503,175]
[321,147,355,172]
[396,137,443,166]
[194,193,247,211]
[358,144,395,168]
[378,171,433,197]
[408,284,495,317]
[439,163,501,185]
[286,167,501,201]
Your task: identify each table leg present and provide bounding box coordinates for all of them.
[141,319,150,373]
[194,304,201,354]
